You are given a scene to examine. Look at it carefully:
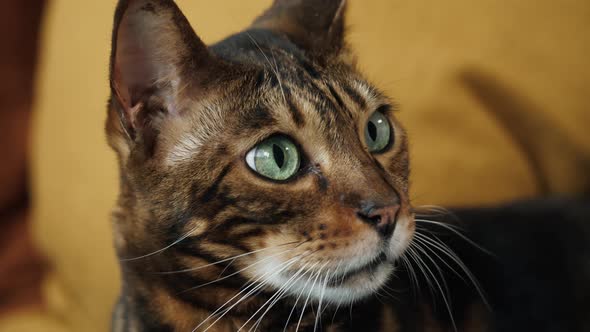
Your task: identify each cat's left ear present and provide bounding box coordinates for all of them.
[252,0,347,61]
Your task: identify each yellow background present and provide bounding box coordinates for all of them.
[1,0,588,331]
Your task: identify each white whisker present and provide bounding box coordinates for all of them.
[181,246,300,294]
[240,262,308,331]
[249,263,312,332]
[157,241,300,274]
[283,261,320,332]
[413,234,466,283]
[400,254,420,298]
[411,241,458,332]
[245,32,288,107]
[415,231,491,310]
[193,253,303,332]
[416,219,495,257]
[120,224,203,261]
[296,262,328,332]
[406,245,435,299]
[314,269,331,332]
[412,239,452,304]
[415,205,459,221]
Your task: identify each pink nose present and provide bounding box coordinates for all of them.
[357,204,400,237]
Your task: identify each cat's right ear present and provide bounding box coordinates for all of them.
[107,0,222,157]
[252,0,347,62]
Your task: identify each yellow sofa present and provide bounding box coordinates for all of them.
[1,0,588,331]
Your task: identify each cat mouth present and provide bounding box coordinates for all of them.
[261,251,394,304]
[326,252,388,287]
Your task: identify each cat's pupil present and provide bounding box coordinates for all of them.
[368,121,378,142]
[273,144,285,168]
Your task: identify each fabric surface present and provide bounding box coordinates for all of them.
[2,0,589,331]
[0,0,46,317]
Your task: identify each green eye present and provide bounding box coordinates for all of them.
[364,111,392,152]
[245,136,301,181]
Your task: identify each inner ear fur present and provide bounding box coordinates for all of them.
[108,0,223,149]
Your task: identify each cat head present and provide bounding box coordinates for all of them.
[107,0,414,306]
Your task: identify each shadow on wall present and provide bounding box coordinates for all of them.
[459,68,590,194]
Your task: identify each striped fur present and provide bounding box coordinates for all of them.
[107,1,416,331]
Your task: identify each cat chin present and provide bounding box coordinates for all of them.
[260,261,394,306]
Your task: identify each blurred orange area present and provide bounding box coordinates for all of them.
[0,1,589,331]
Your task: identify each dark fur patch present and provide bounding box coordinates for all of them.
[341,81,368,110]
[327,82,345,109]
[283,86,305,126]
[140,3,156,13]
[198,164,232,204]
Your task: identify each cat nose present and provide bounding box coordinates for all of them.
[357,203,400,237]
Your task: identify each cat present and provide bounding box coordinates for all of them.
[108,0,413,330]
[106,1,590,331]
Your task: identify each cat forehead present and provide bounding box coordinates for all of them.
[209,30,384,122]
[209,29,368,96]
[214,56,384,139]
[162,72,385,167]
[161,31,387,165]
[210,29,307,66]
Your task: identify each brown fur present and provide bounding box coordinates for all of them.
[108,1,416,331]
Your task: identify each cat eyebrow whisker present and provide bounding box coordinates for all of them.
[245,32,289,109]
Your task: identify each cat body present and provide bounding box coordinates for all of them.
[106,1,589,331]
